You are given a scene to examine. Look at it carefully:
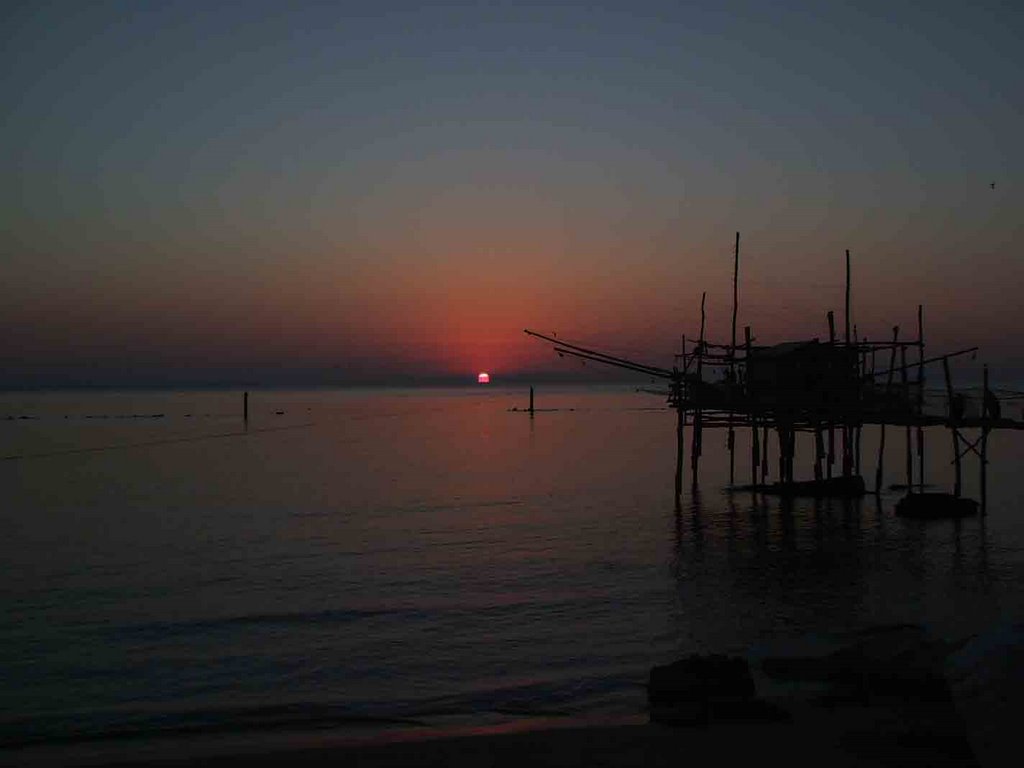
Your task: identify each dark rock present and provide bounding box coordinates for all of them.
[762,625,957,703]
[649,654,755,704]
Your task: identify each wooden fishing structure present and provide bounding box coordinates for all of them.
[525,234,1024,517]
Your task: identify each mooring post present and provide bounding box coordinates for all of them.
[942,356,961,497]
[243,391,249,424]
[875,326,899,494]
[529,386,534,416]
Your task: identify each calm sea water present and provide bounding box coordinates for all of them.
[3,385,1024,759]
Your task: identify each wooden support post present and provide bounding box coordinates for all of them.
[814,426,824,482]
[674,372,684,502]
[901,345,912,490]
[942,356,961,498]
[855,426,862,477]
[843,252,852,478]
[529,386,535,415]
[243,391,249,423]
[875,326,899,494]
[853,324,862,476]
[778,427,787,486]
[745,326,758,488]
[761,424,769,484]
[982,364,989,515]
[728,232,739,487]
[916,305,925,492]
[827,310,836,480]
[691,292,706,493]
[845,249,851,347]
[788,428,796,484]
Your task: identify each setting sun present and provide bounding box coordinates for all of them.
[477,372,490,384]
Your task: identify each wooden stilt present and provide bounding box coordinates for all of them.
[777,427,787,485]
[982,364,989,515]
[745,326,758,488]
[691,293,706,493]
[674,371,684,502]
[916,305,925,492]
[843,250,852,478]
[761,424,769,484]
[727,233,740,486]
[788,428,796,483]
[901,345,912,489]
[814,425,824,482]
[942,356,961,497]
[827,310,836,480]
[875,326,899,493]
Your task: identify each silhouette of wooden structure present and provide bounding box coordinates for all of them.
[525,235,1024,516]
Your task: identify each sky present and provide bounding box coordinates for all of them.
[2,0,1021,387]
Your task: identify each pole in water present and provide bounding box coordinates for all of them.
[981,364,989,515]
[875,326,899,494]
[691,292,706,494]
[674,370,684,503]
[529,386,534,416]
[942,356,961,498]
[728,231,739,487]
[243,391,249,423]
[917,305,925,492]
[827,310,836,480]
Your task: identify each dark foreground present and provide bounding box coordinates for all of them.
[15,697,977,768]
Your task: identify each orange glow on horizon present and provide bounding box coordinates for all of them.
[477,372,490,384]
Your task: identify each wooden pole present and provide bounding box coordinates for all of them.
[875,326,899,493]
[845,250,851,345]
[901,345,912,490]
[745,326,758,488]
[844,251,852,478]
[982,364,989,515]
[761,424,769,484]
[674,370,684,502]
[827,310,836,480]
[774,428,782,487]
[853,324,862,476]
[243,391,249,423]
[529,386,535,415]
[916,305,925,492]
[728,232,739,487]
[691,293,706,493]
[942,356,961,498]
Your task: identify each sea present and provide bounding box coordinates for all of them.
[3,385,1024,763]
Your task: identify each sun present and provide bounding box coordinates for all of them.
[477,372,490,384]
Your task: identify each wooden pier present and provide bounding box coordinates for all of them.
[526,235,1023,516]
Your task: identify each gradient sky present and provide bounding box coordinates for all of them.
[2,1,1021,386]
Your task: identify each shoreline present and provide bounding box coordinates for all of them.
[8,697,979,768]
